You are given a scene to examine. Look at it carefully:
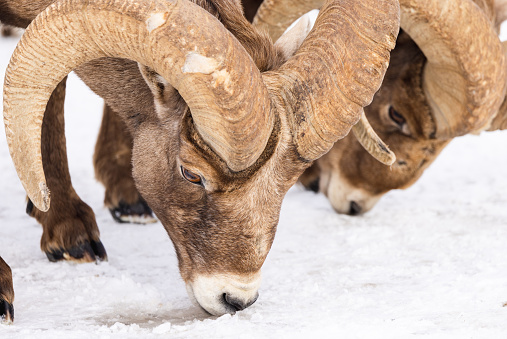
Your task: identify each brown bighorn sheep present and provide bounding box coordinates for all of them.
[306,0,507,215]
[1,0,398,316]
[0,257,13,322]
[252,0,507,215]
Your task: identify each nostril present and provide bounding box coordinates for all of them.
[308,178,320,193]
[223,293,258,312]
[349,201,362,216]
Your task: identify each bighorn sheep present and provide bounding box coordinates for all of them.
[0,257,13,322]
[1,0,398,316]
[251,0,507,215]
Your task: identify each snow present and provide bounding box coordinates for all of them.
[1,29,507,338]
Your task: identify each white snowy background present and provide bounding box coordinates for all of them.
[1,19,507,339]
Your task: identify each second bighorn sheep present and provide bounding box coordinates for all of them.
[305,0,507,215]
[251,0,507,215]
[2,0,398,316]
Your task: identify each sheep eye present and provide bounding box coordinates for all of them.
[388,106,406,127]
[181,166,202,186]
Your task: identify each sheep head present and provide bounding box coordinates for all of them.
[3,0,398,314]
[298,0,506,215]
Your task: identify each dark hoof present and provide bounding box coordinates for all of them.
[46,240,108,263]
[109,199,157,224]
[90,240,108,261]
[0,299,14,323]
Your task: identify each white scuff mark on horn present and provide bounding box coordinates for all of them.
[212,69,232,94]
[182,52,220,74]
[146,12,169,32]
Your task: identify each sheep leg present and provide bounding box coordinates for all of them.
[0,256,14,323]
[93,104,156,224]
[27,78,107,263]
[1,24,13,37]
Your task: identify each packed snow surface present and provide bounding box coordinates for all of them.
[1,27,507,338]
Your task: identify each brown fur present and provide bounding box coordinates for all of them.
[0,0,308,296]
[1,0,397,315]
[0,256,13,305]
[27,77,103,261]
[94,105,139,208]
[93,0,273,215]
[0,257,13,323]
[332,34,448,193]
[302,13,501,214]
[494,0,507,26]
[242,0,263,22]
[131,110,306,279]
[0,255,14,322]
[300,32,452,214]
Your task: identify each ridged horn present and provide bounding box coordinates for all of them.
[3,0,272,211]
[264,0,399,161]
[253,0,396,165]
[352,111,395,166]
[400,0,507,138]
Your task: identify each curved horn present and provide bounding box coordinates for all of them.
[252,0,323,41]
[3,0,272,211]
[254,0,396,166]
[264,0,399,161]
[400,0,506,138]
[352,112,395,166]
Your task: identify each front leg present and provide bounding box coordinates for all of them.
[28,78,107,262]
[0,257,14,323]
[94,104,156,224]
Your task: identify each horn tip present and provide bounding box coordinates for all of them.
[384,152,396,166]
[378,142,396,166]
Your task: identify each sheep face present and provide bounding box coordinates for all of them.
[131,102,306,314]
[301,34,450,215]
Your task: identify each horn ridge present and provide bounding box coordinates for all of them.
[400,0,507,138]
[268,0,399,161]
[3,0,271,210]
[352,112,396,166]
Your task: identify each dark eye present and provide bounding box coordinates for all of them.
[388,106,406,127]
[181,166,203,186]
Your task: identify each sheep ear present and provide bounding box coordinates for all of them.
[274,13,313,61]
[138,63,180,121]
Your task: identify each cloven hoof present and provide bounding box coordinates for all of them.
[109,199,157,225]
[0,299,14,324]
[45,240,108,263]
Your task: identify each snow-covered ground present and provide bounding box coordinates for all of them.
[1,27,507,338]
